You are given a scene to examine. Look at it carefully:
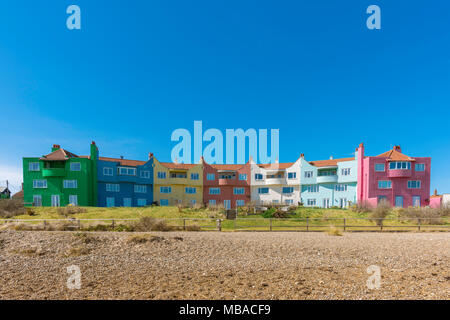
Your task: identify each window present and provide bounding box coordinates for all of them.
[103,167,113,176]
[29,162,40,171]
[233,187,245,195]
[285,199,294,204]
[33,195,42,207]
[185,187,196,194]
[283,187,294,194]
[160,199,169,206]
[236,200,245,207]
[304,171,313,178]
[118,167,136,176]
[207,173,215,181]
[70,162,81,171]
[209,187,220,195]
[69,195,78,206]
[335,184,348,192]
[307,199,316,206]
[415,164,425,172]
[239,174,247,181]
[190,173,199,180]
[288,172,297,179]
[306,185,319,193]
[134,185,147,193]
[254,173,264,180]
[375,163,385,172]
[137,199,147,207]
[63,180,77,189]
[106,183,120,192]
[157,172,166,179]
[106,197,115,207]
[140,171,151,179]
[208,199,217,206]
[378,180,392,189]
[389,161,411,170]
[412,196,421,207]
[33,179,47,188]
[258,188,269,194]
[407,180,421,189]
[160,186,171,194]
[123,198,132,207]
[341,168,351,176]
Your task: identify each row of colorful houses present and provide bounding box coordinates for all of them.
[22,142,433,209]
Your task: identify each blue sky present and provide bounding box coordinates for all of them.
[1,0,450,193]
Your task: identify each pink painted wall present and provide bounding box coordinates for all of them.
[357,145,431,207]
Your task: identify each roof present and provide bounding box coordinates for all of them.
[376,147,414,161]
[258,162,295,169]
[40,148,79,161]
[99,156,146,167]
[309,157,354,167]
[160,162,196,170]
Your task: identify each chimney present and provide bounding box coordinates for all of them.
[52,144,61,152]
[394,145,402,153]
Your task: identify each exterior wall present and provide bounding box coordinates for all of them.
[358,145,431,207]
[250,159,301,205]
[22,143,97,207]
[97,158,153,207]
[300,157,357,208]
[153,158,203,206]
[202,162,251,209]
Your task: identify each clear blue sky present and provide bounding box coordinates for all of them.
[1,0,450,194]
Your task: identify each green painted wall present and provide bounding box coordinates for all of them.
[23,143,98,207]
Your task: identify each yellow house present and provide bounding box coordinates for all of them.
[152,156,203,206]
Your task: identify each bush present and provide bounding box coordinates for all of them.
[132,217,174,232]
[369,201,391,226]
[0,199,27,218]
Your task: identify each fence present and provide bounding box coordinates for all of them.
[0,217,449,232]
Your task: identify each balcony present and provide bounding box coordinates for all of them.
[42,168,66,177]
[316,175,338,183]
[387,169,412,178]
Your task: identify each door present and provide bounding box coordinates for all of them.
[412,196,421,207]
[395,196,404,208]
[51,195,60,207]
[224,200,231,210]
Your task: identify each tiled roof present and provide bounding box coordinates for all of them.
[258,162,295,169]
[309,157,354,167]
[376,148,414,161]
[160,162,197,170]
[40,148,78,161]
[99,157,146,167]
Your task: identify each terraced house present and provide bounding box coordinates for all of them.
[97,153,153,207]
[152,156,203,206]
[357,144,431,208]
[202,159,251,209]
[299,153,358,208]
[250,157,302,205]
[22,142,98,207]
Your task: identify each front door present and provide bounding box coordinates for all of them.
[395,196,404,208]
[224,200,231,210]
[51,195,60,207]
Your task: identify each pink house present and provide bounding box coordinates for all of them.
[357,144,431,208]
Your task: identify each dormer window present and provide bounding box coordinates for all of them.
[389,161,411,170]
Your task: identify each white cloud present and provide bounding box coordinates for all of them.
[0,164,23,193]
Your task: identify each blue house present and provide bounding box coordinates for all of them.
[97,153,153,207]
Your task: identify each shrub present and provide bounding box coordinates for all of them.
[369,201,391,226]
[132,217,174,232]
[0,199,27,218]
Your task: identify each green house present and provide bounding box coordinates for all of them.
[23,142,98,207]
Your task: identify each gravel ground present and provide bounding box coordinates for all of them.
[0,230,448,300]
